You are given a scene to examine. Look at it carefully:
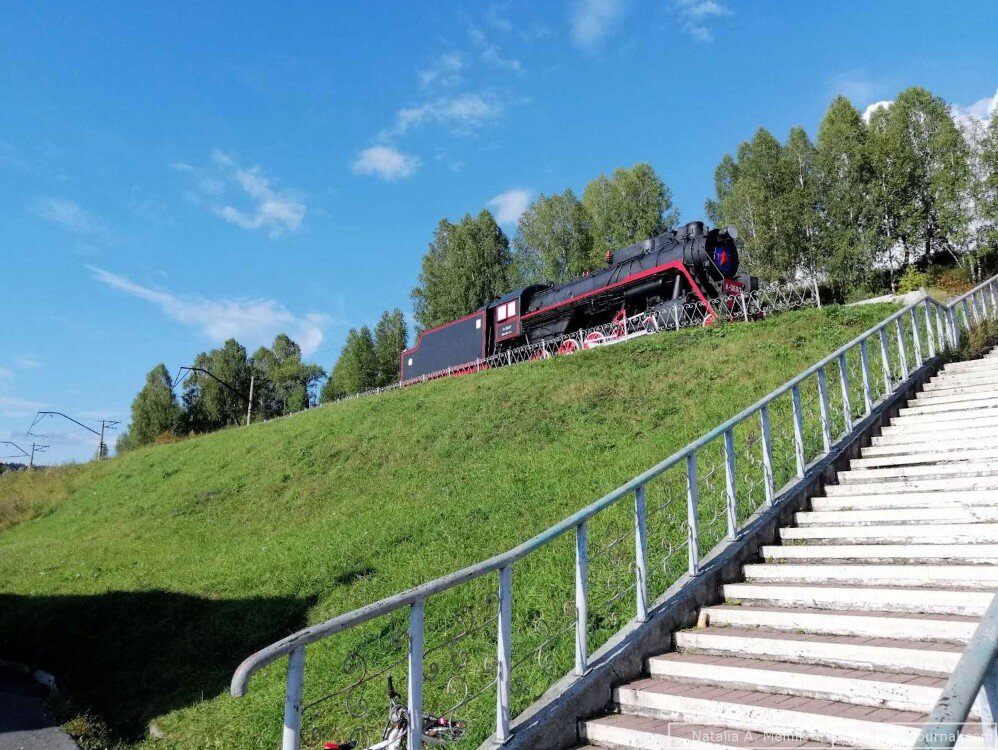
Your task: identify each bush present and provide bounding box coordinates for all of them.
[932,266,972,296]
[897,266,931,294]
[958,319,998,361]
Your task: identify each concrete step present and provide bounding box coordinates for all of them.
[580,713,983,750]
[836,463,998,483]
[761,543,998,565]
[888,409,998,428]
[674,627,963,674]
[851,448,998,468]
[916,383,998,401]
[741,563,998,589]
[780,523,998,544]
[722,582,994,616]
[862,440,998,456]
[824,476,998,495]
[645,652,967,716]
[699,604,978,641]
[926,372,998,390]
[796,506,998,525]
[873,424,998,443]
[938,358,998,374]
[900,398,998,416]
[604,678,982,750]
[580,715,843,750]
[913,390,998,407]
[810,491,998,511]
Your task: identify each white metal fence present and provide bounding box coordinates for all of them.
[230,276,998,750]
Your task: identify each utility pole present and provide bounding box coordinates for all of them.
[246,373,255,427]
[28,412,118,463]
[1,440,47,469]
[176,365,257,427]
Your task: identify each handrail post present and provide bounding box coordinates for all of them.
[574,522,588,675]
[838,354,852,433]
[879,328,893,392]
[496,566,512,744]
[894,318,909,380]
[685,453,700,575]
[924,303,937,359]
[950,307,961,347]
[791,386,806,477]
[859,340,873,415]
[817,368,832,453]
[408,600,425,750]
[634,486,648,622]
[760,406,774,507]
[282,646,305,750]
[990,282,998,318]
[936,306,947,351]
[723,430,738,539]
[910,309,923,368]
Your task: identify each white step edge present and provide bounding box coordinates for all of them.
[796,507,998,525]
[581,716,982,750]
[810,492,998,510]
[852,449,998,468]
[889,410,998,427]
[674,629,960,674]
[742,563,998,589]
[761,544,998,565]
[863,440,998,456]
[780,523,998,543]
[901,399,998,416]
[700,604,977,641]
[722,582,994,616]
[837,463,998,483]
[607,686,983,750]
[646,655,973,716]
[823,476,998,495]
[871,429,998,446]
[917,386,998,402]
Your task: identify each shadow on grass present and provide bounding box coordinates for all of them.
[0,590,317,743]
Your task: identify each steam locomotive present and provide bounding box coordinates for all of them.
[401,221,755,381]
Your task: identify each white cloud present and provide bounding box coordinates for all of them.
[418,52,464,89]
[487,188,532,225]
[14,355,42,370]
[31,197,108,237]
[570,0,628,50]
[351,146,422,181]
[670,0,729,42]
[173,150,305,237]
[0,367,13,380]
[862,100,893,122]
[481,44,523,73]
[952,87,998,129]
[390,93,504,136]
[89,266,332,355]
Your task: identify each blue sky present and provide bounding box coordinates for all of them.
[2,1,997,463]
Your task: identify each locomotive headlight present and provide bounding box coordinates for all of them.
[712,241,739,278]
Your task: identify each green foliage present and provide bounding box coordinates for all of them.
[320,326,377,402]
[815,96,874,292]
[120,364,183,451]
[513,189,594,284]
[372,309,409,387]
[411,211,514,331]
[582,162,679,258]
[251,335,326,419]
[0,305,897,750]
[181,339,253,432]
[896,266,931,294]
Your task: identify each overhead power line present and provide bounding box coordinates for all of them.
[28,411,118,461]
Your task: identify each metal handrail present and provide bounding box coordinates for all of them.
[915,594,998,750]
[230,277,998,750]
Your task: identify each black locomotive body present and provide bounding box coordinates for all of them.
[401,221,754,381]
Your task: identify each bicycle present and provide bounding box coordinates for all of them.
[324,676,467,750]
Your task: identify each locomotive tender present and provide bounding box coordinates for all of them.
[401,221,754,381]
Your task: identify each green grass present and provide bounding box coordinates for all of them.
[0,304,897,750]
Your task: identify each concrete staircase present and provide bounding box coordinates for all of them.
[578,351,998,750]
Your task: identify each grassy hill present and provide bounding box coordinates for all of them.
[0,304,896,750]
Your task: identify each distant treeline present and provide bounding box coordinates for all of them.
[707,86,998,298]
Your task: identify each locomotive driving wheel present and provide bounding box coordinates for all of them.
[583,331,606,350]
[557,339,580,355]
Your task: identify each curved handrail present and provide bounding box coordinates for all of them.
[914,593,998,750]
